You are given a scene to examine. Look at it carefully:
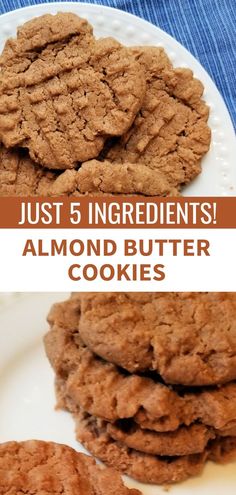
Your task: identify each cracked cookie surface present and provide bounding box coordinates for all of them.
[79,292,236,385]
[0,13,146,169]
[0,144,59,195]
[0,147,177,196]
[0,440,141,495]
[58,386,236,457]
[50,159,178,196]
[105,47,211,192]
[106,421,230,457]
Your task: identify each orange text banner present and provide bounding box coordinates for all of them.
[0,196,235,228]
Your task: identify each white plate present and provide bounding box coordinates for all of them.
[0,293,235,494]
[0,2,235,196]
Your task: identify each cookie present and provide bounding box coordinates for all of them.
[56,365,236,434]
[105,46,211,192]
[0,146,176,196]
[59,387,235,456]
[107,419,236,456]
[0,440,141,495]
[0,146,131,196]
[79,292,236,385]
[0,144,60,196]
[44,297,236,432]
[0,13,146,169]
[107,421,216,456]
[51,160,179,196]
[75,410,236,484]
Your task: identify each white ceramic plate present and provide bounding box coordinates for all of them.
[0,2,235,196]
[0,293,235,494]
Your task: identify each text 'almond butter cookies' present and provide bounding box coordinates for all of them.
[44,293,236,485]
[0,440,141,495]
[0,12,211,195]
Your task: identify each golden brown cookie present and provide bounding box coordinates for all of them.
[0,145,119,196]
[58,387,236,457]
[106,421,215,456]
[0,145,177,196]
[51,159,179,196]
[44,296,236,433]
[56,373,236,434]
[0,13,146,169]
[0,144,59,196]
[0,440,140,494]
[107,419,236,456]
[105,46,211,192]
[75,410,236,484]
[79,292,236,385]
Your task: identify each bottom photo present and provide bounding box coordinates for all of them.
[0,292,236,495]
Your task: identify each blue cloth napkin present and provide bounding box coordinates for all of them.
[1,0,235,128]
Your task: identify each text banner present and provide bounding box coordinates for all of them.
[0,197,236,228]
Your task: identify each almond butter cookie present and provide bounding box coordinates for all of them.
[45,296,236,432]
[75,410,236,484]
[0,13,146,169]
[0,440,141,495]
[105,46,211,192]
[0,146,176,196]
[0,144,58,195]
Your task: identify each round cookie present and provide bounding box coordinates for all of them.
[75,410,236,484]
[44,296,236,432]
[0,440,141,495]
[0,13,146,169]
[79,292,236,385]
[105,46,211,192]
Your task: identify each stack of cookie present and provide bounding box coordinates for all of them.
[0,12,211,196]
[45,292,236,485]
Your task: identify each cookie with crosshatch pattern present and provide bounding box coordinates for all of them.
[0,13,146,169]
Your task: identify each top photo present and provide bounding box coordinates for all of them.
[0,0,235,197]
